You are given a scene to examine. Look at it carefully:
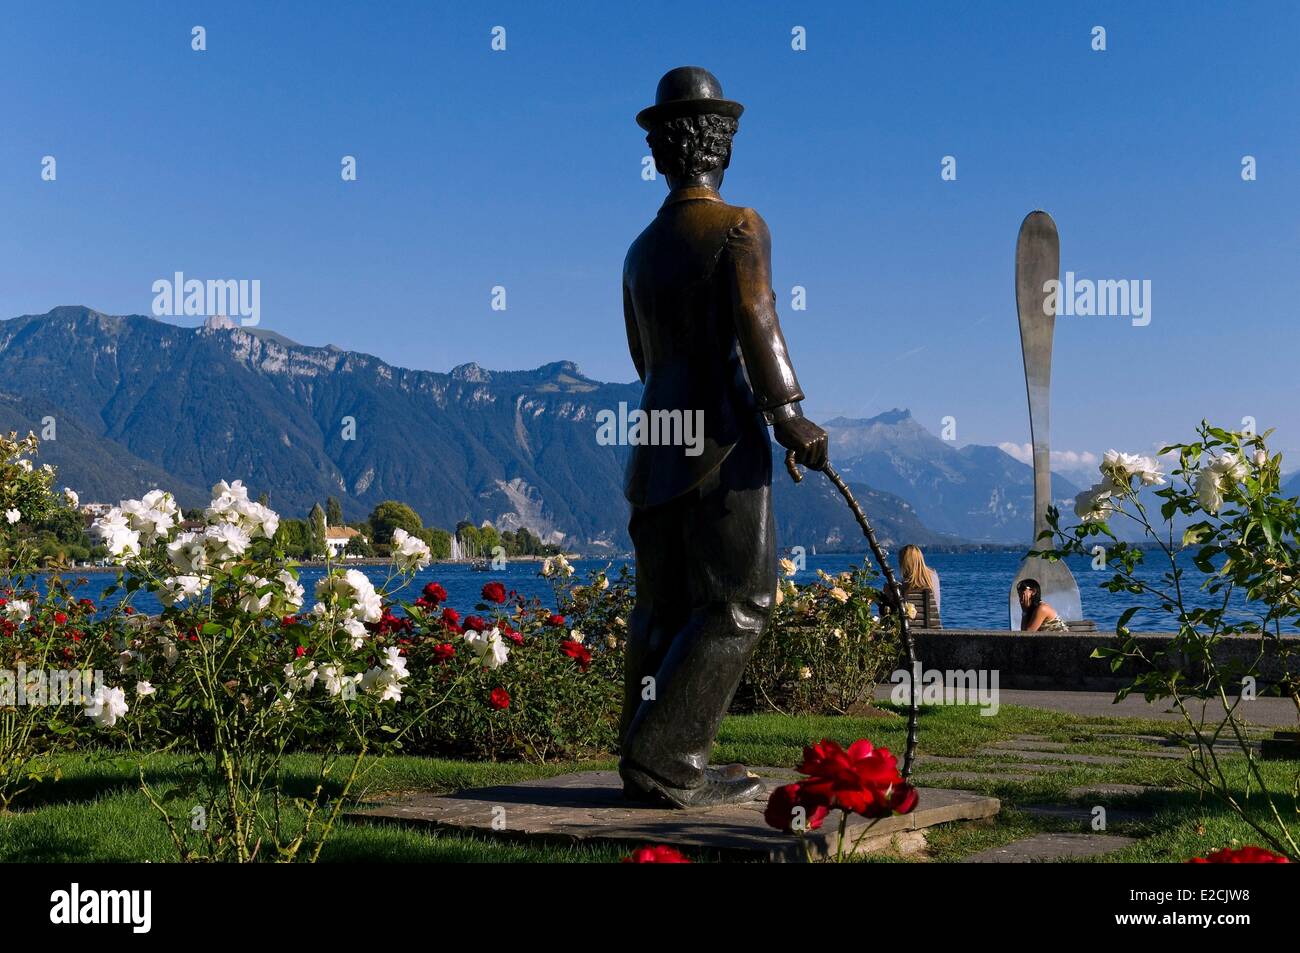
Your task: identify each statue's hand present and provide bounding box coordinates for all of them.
[774,416,828,471]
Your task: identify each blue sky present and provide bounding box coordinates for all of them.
[2,1,1297,471]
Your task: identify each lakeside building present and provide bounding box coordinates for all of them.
[324,525,363,558]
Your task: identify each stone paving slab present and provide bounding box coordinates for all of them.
[977,748,1131,765]
[1091,732,1255,754]
[916,761,1071,774]
[1066,783,1160,798]
[1019,803,1151,826]
[929,689,1299,727]
[959,832,1136,863]
[347,769,1000,862]
[993,738,1072,751]
[920,772,1044,786]
[1089,733,1173,744]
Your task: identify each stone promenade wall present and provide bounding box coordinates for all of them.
[909,628,1297,691]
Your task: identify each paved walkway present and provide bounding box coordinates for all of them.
[876,686,1297,727]
[994,689,1296,727]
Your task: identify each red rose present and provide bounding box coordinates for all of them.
[375,610,413,635]
[488,687,510,710]
[67,629,83,642]
[422,582,448,605]
[793,738,918,818]
[54,612,68,625]
[548,613,566,627]
[1188,845,1290,864]
[281,615,298,627]
[481,581,507,604]
[79,598,95,610]
[295,645,306,658]
[504,630,524,645]
[433,642,455,662]
[463,615,487,633]
[622,845,691,864]
[764,782,830,833]
[123,606,135,615]
[560,639,592,671]
[441,607,461,627]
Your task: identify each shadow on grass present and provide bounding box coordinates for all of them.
[8,750,366,814]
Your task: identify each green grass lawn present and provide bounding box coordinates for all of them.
[0,703,1295,862]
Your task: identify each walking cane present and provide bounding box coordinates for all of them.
[785,450,920,779]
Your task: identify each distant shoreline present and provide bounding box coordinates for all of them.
[46,554,598,575]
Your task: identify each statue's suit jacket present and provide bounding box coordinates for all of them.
[622,185,804,508]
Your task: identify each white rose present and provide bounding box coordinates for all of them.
[159,574,206,608]
[1133,455,1165,486]
[63,487,80,509]
[1208,452,1249,483]
[4,508,20,525]
[319,664,360,697]
[1100,450,1162,489]
[541,554,573,578]
[278,570,304,611]
[135,680,156,698]
[90,509,142,562]
[84,685,128,728]
[360,649,408,702]
[237,576,274,613]
[314,569,382,624]
[166,532,208,574]
[104,528,141,561]
[1196,470,1225,514]
[120,493,177,542]
[390,528,432,573]
[464,627,510,670]
[1074,483,1116,523]
[3,600,32,623]
[283,661,318,694]
[204,522,251,564]
[342,618,368,649]
[208,479,250,508]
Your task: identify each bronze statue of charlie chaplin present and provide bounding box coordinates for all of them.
[619,67,828,807]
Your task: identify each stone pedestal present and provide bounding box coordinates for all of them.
[348,769,1000,862]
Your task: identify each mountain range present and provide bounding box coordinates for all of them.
[0,307,1072,552]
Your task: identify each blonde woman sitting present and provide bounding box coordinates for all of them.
[898,544,940,623]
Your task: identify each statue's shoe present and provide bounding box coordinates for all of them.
[620,764,764,808]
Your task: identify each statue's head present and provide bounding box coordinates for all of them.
[637,67,743,187]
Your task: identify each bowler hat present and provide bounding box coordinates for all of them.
[636,66,744,130]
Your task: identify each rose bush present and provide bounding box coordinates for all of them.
[1044,423,1300,860]
[0,432,99,811]
[388,562,627,761]
[84,478,446,861]
[736,562,896,715]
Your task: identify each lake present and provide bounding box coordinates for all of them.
[52,550,1255,632]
